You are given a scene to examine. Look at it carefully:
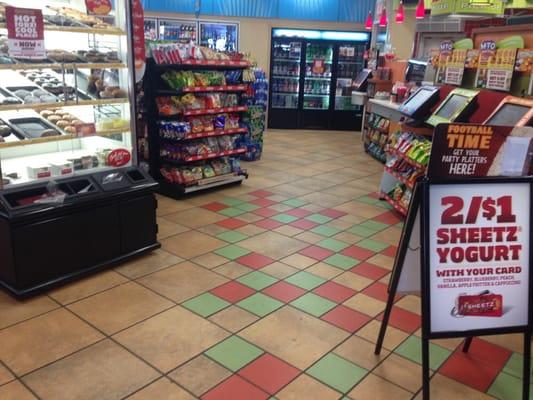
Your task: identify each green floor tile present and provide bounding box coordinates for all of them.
[324,254,360,270]
[503,353,525,378]
[375,201,393,210]
[282,199,308,207]
[205,336,263,372]
[182,293,230,317]
[215,245,251,260]
[357,196,379,205]
[316,238,350,252]
[394,336,451,370]
[356,239,389,252]
[218,207,247,217]
[220,198,245,207]
[272,213,299,224]
[311,225,341,237]
[236,203,261,212]
[346,225,376,238]
[290,293,336,317]
[237,293,284,317]
[217,231,248,243]
[396,222,405,228]
[359,220,389,232]
[306,214,333,224]
[237,271,278,290]
[488,371,533,400]
[307,353,368,393]
[285,271,326,290]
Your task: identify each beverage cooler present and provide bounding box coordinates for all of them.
[268,29,370,131]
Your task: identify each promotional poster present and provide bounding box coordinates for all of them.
[5,6,45,59]
[429,182,530,333]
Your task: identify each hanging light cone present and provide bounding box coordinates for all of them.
[365,11,373,30]
[415,0,426,19]
[395,1,405,23]
[379,7,388,27]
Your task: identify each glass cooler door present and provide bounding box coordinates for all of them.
[271,40,302,110]
[334,43,365,110]
[303,42,333,110]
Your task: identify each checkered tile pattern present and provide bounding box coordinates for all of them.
[0,130,523,399]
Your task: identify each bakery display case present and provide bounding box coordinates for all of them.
[0,0,159,297]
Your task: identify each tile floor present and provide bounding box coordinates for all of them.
[0,129,526,399]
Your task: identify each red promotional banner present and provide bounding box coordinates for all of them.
[5,6,45,60]
[428,124,533,179]
[85,0,112,15]
[131,0,146,82]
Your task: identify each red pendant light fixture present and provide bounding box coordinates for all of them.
[365,11,373,30]
[395,1,405,23]
[379,7,388,27]
[415,0,426,19]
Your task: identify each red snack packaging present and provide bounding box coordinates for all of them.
[456,293,503,317]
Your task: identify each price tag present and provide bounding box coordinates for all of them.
[428,182,530,333]
[5,6,45,60]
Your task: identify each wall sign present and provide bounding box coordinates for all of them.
[85,0,112,16]
[5,6,45,60]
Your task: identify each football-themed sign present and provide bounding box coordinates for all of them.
[5,6,45,59]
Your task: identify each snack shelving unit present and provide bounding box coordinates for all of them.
[362,99,402,163]
[143,54,251,197]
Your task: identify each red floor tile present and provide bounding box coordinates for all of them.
[299,246,335,261]
[251,199,277,208]
[202,375,269,400]
[217,218,248,229]
[253,207,279,217]
[369,192,381,199]
[202,202,229,212]
[341,245,375,261]
[321,305,371,333]
[237,253,275,270]
[249,190,275,198]
[319,209,347,219]
[313,281,356,303]
[262,281,306,303]
[373,211,403,225]
[255,219,284,230]
[381,246,398,258]
[351,262,389,280]
[238,354,300,394]
[289,219,319,230]
[286,208,313,218]
[377,306,420,333]
[439,338,512,392]
[211,281,255,303]
[362,282,392,302]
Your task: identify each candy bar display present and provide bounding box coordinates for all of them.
[156,93,240,115]
[363,112,390,163]
[388,131,432,167]
[160,135,238,161]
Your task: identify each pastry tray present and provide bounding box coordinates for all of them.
[7,117,63,139]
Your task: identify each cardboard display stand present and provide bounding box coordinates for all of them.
[375,123,533,400]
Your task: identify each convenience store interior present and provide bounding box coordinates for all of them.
[1,0,533,400]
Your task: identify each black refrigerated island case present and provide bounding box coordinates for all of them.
[268,29,370,131]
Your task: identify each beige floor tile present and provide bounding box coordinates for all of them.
[161,231,225,259]
[349,373,413,400]
[367,253,395,270]
[238,232,307,260]
[169,355,231,397]
[269,203,294,212]
[156,196,195,216]
[276,374,340,400]
[334,335,389,370]
[260,262,299,279]
[197,224,228,237]
[356,320,409,351]
[370,226,403,246]
[395,295,421,315]
[338,214,366,224]
[0,291,58,330]
[281,254,317,269]
[0,363,14,385]
[235,224,267,236]
[114,249,182,279]
[114,307,229,372]
[191,253,229,269]
[484,333,524,354]
[343,293,385,317]
[208,306,258,333]
[322,185,370,199]
[49,271,128,305]
[157,217,191,239]
[138,262,228,303]
[373,354,422,393]
[302,204,326,213]
[240,306,348,369]
[333,201,385,218]
[294,231,325,244]
[266,194,290,202]
[237,212,264,223]
[68,282,174,335]
[432,337,464,352]
[0,308,103,376]
[326,219,353,230]
[333,271,374,291]
[23,340,159,400]
[213,262,252,279]
[413,374,495,400]
[333,231,364,244]
[273,225,304,237]
[271,183,314,197]
[305,262,344,280]
[0,381,37,400]
[297,192,350,208]
[128,378,195,400]
[165,208,226,229]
